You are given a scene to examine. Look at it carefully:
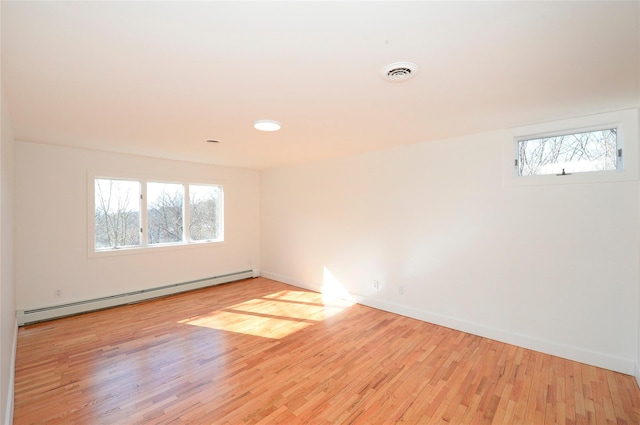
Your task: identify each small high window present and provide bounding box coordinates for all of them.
[516,127,620,176]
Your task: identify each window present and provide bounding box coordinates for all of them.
[147,182,184,245]
[504,109,638,187]
[93,178,223,252]
[94,179,141,249]
[516,127,620,176]
[189,184,222,242]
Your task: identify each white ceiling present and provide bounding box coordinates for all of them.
[2,1,639,170]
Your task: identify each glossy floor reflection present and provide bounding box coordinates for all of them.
[13,278,640,424]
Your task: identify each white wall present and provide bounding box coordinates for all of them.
[1,85,16,423]
[261,109,640,374]
[638,109,640,386]
[14,142,260,310]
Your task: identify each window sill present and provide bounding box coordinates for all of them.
[88,239,225,259]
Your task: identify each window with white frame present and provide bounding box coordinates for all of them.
[189,184,223,242]
[94,178,223,251]
[147,182,185,245]
[95,178,142,249]
[515,127,621,177]
[504,109,638,187]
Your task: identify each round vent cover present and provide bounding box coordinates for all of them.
[381,62,419,82]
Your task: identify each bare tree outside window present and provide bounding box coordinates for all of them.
[147,182,184,244]
[189,185,222,241]
[95,179,141,249]
[518,128,618,176]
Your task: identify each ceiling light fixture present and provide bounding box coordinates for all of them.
[253,120,281,132]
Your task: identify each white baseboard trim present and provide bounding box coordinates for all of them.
[261,271,319,293]
[262,270,635,375]
[635,364,640,388]
[4,323,16,425]
[17,270,255,325]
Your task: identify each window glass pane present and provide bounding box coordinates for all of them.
[147,182,184,244]
[518,128,618,176]
[95,179,141,249]
[189,184,222,241]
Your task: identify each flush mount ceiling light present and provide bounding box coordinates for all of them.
[253,120,281,132]
[381,62,419,82]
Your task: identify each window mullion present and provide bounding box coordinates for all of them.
[184,184,191,243]
[140,181,148,246]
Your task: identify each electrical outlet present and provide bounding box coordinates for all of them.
[398,286,404,295]
[373,280,379,290]
[55,289,62,298]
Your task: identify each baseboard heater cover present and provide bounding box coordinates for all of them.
[17,269,254,326]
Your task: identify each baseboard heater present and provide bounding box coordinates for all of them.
[17,269,255,326]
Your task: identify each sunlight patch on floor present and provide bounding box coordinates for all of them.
[179,288,353,339]
[181,309,312,339]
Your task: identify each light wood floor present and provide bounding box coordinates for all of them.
[14,277,640,424]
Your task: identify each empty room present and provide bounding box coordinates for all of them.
[1,1,640,424]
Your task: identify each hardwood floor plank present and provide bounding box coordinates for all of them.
[13,278,640,424]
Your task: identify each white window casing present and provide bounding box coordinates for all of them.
[88,172,224,258]
[503,109,638,187]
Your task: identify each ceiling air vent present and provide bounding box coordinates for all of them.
[381,62,419,82]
